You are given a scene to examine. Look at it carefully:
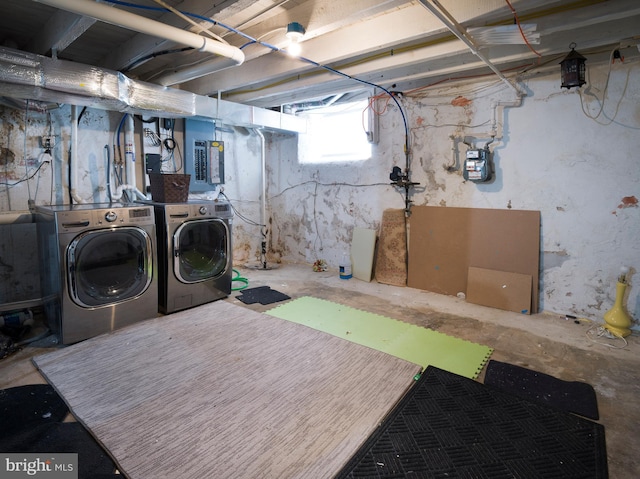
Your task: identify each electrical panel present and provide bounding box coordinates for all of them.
[463,148,492,183]
[184,118,225,192]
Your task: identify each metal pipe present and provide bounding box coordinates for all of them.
[33,0,244,66]
[417,0,523,97]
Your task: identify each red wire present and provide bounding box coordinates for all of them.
[505,0,542,61]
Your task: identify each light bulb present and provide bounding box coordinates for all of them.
[285,22,305,57]
[287,39,302,56]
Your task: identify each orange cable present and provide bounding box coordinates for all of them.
[505,0,542,61]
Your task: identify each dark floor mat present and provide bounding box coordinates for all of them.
[236,286,290,305]
[1,384,118,478]
[336,366,608,479]
[484,360,599,420]
[11,422,118,478]
[0,384,69,445]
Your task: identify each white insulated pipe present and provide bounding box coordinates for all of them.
[34,0,245,66]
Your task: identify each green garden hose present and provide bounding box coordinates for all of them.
[231,269,249,291]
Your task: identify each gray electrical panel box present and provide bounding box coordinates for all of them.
[184,118,225,192]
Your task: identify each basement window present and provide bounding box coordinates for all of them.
[297,98,372,163]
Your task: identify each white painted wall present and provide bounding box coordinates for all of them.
[268,60,640,324]
[1,59,638,326]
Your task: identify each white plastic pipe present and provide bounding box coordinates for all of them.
[110,114,146,201]
[124,114,136,190]
[157,57,244,86]
[255,128,269,268]
[34,0,245,66]
[69,105,83,203]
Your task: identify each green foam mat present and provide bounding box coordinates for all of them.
[266,296,493,379]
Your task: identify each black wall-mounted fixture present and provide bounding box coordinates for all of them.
[560,43,586,89]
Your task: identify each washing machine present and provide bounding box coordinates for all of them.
[36,203,158,344]
[148,200,233,314]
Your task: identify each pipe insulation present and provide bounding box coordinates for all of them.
[33,0,245,66]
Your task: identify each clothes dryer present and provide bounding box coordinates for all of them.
[35,203,158,344]
[150,200,233,314]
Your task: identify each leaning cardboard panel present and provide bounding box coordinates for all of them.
[466,267,532,314]
[407,206,540,313]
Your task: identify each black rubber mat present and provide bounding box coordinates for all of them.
[236,286,291,305]
[484,359,599,420]
[1,384,118,478]
[336,366,608,479]
[0,384,69,445]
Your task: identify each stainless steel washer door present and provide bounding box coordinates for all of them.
[67,227,154,307]
[173,218,229,283]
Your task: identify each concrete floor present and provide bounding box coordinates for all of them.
[2,263,639,478]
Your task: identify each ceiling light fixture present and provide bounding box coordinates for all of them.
[285,22,305,56]
[560,42,586,89]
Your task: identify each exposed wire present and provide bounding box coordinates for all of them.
[122,47,193,73]
[32,152,52,203]
[271,180,390,198]
[585,324,628,349]
[218,190,265,229]
[105,0,411,160]
[504,0,542,61]
[0,160,51,187]
[578,49,631,126]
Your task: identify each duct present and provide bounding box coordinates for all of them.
[282,94,344,114]
[33,0,244,68]
[417,0,524,97]
[0,46,306,133]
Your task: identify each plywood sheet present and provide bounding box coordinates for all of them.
[466,267,532,314]
[407,206,540,313]
[351,228,377,282]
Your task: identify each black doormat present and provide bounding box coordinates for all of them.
[336,366,608,479]
[1,384,118,478]
[0,384,69,442]
[236,286,291,305]
[484,360,599,420]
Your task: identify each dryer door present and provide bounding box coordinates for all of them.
[173,218,229,283]
[67,227,153,307]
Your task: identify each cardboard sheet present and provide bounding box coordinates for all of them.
[407,206,540,313]
[351,228,377,282]
[466,267,532,314]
